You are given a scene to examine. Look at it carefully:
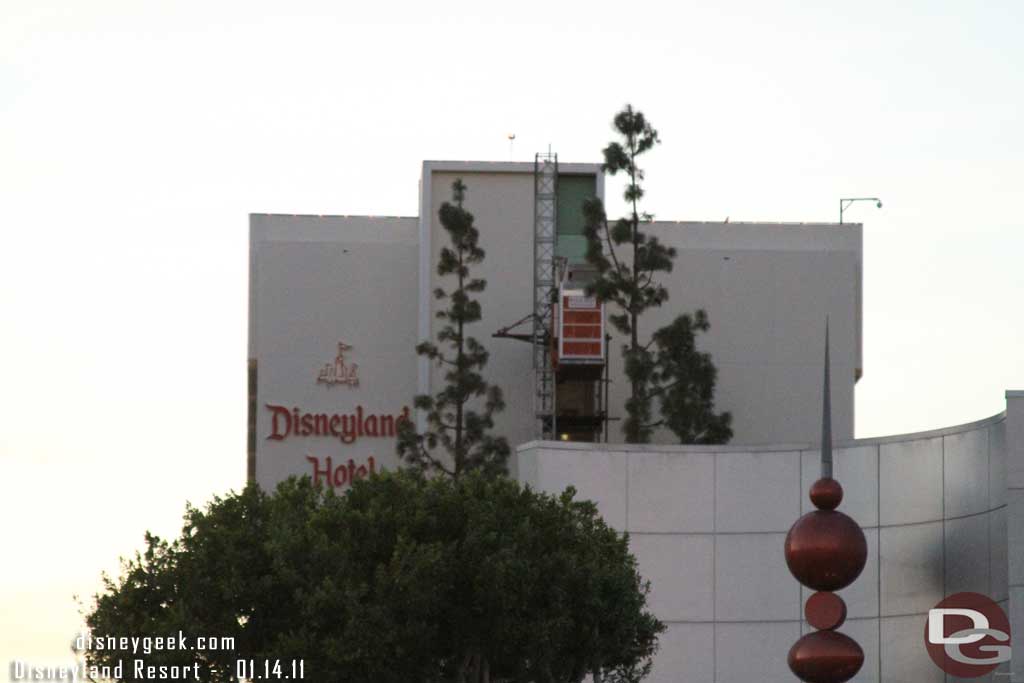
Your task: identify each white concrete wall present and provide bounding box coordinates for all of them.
[518,407,1009,683]
[623,221,862,445]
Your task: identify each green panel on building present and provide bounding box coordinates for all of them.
[556,174,597,264]
[555,235,588,262]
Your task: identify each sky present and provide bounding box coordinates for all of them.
[2,0,1023,668]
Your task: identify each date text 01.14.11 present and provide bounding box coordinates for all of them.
[235,659,305,679]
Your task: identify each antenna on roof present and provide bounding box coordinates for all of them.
[508,133,516,160]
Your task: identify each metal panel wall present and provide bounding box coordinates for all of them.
[518,407,1010,683]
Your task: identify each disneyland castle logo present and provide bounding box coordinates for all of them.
[317,341,359,387]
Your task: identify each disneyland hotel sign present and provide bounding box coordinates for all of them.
[265,341,410,490]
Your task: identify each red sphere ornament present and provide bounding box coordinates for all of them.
[805,591,847,630]
[809,477,843,510]
[785,478,867,592]
[788,630,864,683]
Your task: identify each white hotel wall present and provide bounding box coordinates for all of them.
[518,406,1012,683]
[635,221,862,445]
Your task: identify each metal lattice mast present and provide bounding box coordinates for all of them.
[533,153,558,440]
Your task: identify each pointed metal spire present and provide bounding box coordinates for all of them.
[821,317,833,479]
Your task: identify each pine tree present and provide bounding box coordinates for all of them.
[583,105,731,444]
[652,311,732,444]
[397,179,510,478]
[582,106,673,443]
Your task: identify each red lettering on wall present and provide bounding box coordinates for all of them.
[305,455,380,490]
[342,415,357,443]
[265,404,410,443]
[313,414,329,435]
[268,405,292,440]
[306,455,333,487]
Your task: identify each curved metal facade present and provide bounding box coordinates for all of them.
[517,410,1011,682]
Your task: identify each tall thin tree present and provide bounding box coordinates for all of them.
[582,106,674,443]
[397,179,510,478]
[583,105,731,444]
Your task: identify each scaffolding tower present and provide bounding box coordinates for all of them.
[533,153,558,440]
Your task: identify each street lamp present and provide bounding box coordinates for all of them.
[839,197,882,224]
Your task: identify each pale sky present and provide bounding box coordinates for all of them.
[2,0,1022,667]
